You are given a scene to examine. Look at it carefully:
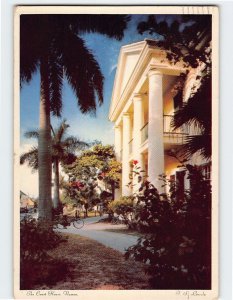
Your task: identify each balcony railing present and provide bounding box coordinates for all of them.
[163,114,189,134]
[163,114,189,143]
[141,122,148,144]
[129,138,133,154]
[139,115,189,145]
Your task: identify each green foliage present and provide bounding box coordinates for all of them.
[20,120,88,171]
[138,15,212,159]
[60,194,77,206]
[64,144,117,178]
[63,144,121,204]
[137,15,211,68]
[20,217,68,289]
[21,15,129,116]
[108,196,133,213]
[108,196,135,226]
[20,218,65,263]
[125,163,211,289]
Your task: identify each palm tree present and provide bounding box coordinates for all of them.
[171,73,211,160]
[20,120,88,210]
[20,15,129,221]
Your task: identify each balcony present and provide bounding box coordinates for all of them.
[129,138,133,154]
[140,115,189,147]
[163,114,189,145]
[141,122,148,144]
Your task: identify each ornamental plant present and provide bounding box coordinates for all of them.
[20,217,68,289]
[108,196,134,226]
[125,160,211,289]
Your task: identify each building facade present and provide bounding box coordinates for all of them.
[109,40,209,198]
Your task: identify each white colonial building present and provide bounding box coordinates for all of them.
[109,39,210,198]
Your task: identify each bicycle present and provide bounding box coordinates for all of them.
[53,214,84,229]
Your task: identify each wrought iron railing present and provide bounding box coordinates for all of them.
[163,114,189,143]
[139,116,189,145]
[141,122,148,144]
[129,138,133,154]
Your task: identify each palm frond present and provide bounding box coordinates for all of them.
[178,134,211,160]
[61,136,89,152]
[20,147,39,171]
[20,15,45,85]
[58,15,130,41]
[24,131,39,139]
[48,47,63,117]
[20,21,39,84]
[172,74,211,133]
[57,31,104,114]
[54,119,69,143]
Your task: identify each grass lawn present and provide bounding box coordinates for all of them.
[32,233,150,290]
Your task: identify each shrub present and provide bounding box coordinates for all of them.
[125,163,211,289]
[108,196,134,225]
[20,218,68,289]
[20,218,65,262]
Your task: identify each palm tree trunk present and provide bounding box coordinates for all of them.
[53,158,60,209]
[38,58,52,222]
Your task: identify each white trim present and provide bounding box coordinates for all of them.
[109,41,187,122]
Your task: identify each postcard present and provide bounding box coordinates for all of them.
[14,5,219,300]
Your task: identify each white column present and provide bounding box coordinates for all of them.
[148,68,164,193]
[114,125,122,161]
[133,94,144,190]
[122,113,131,196]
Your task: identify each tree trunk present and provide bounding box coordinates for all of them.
[53,158,60,209]
[38,58,52,222]
[111,182,115,200]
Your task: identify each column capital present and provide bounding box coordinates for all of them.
[148,67,163,78]
[114,124,121,129]
[133,92,145,102]
[123,112,131,119]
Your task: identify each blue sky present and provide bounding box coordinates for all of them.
[20,15,162,147]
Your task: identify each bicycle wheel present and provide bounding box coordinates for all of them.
[111,217,118,225]
[73,219,84,229]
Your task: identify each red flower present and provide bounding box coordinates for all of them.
[133,160,138,165]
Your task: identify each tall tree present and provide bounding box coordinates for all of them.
[63,144,121,202]
[20,120,88,210]
[20,15,129,221]
[137,15,212,159]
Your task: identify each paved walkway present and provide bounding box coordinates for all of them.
[57,215,139,253]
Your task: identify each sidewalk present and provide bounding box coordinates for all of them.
[58,215,139,253]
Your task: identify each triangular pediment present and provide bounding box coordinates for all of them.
[110,41,146,114]
[109,39,187,122]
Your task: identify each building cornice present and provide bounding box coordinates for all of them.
[109,42,188,122]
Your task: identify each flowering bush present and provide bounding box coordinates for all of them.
[125,163,211,289]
